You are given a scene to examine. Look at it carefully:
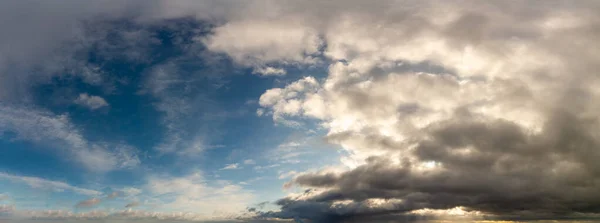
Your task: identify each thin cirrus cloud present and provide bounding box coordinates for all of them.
[0,172,101,196]
[220,163,240,170]
[0,104,140,172]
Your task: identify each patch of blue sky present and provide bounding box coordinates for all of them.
[0,17,342,215]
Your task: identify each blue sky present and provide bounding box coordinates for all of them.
[2,1,600,223]
[0,16,341,220]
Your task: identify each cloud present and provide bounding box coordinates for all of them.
[278,171,298,180]
[74,93,108,110]
[125,201,140,208]
[0,172,101,196]
[2,0,600,222]
[144,171,255,218]
[243,159,256,165]
[221,163,241,170]
[141,48,237,157]
[244,0,600,222]
[0,204,14,214]
[204,19,322,75]
[121,187,142,197]
[0,104,139,172]
[75,198,101,208]
[252,66,287,76]
[105,191,122,199]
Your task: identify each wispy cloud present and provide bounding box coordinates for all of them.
[0,104,139,172]
[125,201,140,208]
[243,159,256,165]
[0,172,101,196]
[75,198,101,208]
[220,163,240,170]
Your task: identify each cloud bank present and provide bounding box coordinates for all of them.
[245,0,600,222]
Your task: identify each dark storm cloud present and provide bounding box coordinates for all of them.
[271,110,600,222]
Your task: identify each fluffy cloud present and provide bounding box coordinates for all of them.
[74,93,109,110]
[248,0,600,222]
[204,19,322,75]
[0,104,140,171]
[3,0,600,222]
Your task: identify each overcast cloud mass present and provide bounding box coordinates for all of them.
[1,0,600,223]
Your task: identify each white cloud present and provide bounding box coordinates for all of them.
[258,76,320,125]
[121,187,142,197]
[252,66,287,76]
[220,163,240,170]
[0,104,139,172]
[74,93,108,110]
[278,171,298,180]
[145,172,255,218]
[253,164,280,171]
[243,159,256,165]
[204,19,322,75]
[0,172,101,196]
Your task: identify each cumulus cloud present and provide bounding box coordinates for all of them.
[246,0,600,222]
[74,93,108,110]
[2,0,600,222]
[0,104,140,171]
[204,19,322,75]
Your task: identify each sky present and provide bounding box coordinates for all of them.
[1,1,600,223]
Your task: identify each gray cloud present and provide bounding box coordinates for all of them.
[125,201,140,208]
[248,0,600,222]
[2,0,600,222]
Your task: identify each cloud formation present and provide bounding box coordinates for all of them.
[0,172,101,196]
[0,104,140,172]
[76,198,101,208]
[221,163,241,170]
[2,0,600,222]
[74,93,108,110]
[244,0,600,222]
